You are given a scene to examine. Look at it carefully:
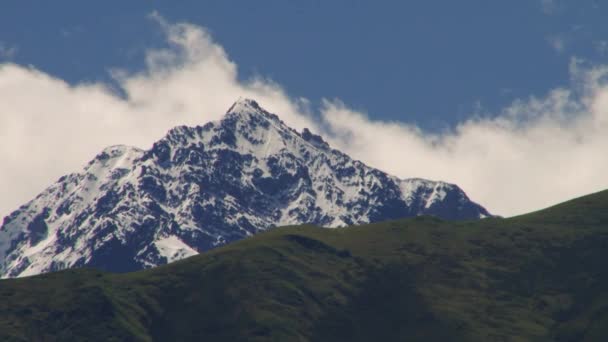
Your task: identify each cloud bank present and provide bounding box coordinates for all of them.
[1,15,607,219]
[321,60,608,217]
[0,14,315,221]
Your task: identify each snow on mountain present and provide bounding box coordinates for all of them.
[0,99,491,278]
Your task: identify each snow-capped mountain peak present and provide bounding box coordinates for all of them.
[226,97,265,116]
[0,99,491,278]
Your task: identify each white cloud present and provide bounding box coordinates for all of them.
[0,42,17,59]
[320,59,608,217]
[0,14,315,221]
[1,14,608,220]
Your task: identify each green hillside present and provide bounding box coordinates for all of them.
[2,190,608,341]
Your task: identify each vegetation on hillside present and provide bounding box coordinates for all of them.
[2,190,608,341]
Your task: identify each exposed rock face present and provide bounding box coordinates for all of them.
[0,99,491,278]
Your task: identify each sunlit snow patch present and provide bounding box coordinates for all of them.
[154,235,198,263]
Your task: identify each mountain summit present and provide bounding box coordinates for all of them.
[0,99,490,278]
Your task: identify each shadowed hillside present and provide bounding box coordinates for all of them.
[2,190,608,341]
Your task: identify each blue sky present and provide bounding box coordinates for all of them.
[2,1,606,129]
[1,1,608,218]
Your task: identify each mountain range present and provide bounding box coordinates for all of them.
[0,99,490,278]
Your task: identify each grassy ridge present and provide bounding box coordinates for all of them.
[2,190,608,341]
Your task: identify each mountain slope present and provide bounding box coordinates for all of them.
[1,189,608,341]
[0,99,489,278]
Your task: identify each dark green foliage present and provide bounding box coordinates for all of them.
[313,263,460,341]
[2,190,608,341]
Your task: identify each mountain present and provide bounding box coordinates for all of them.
[0,99,490,278]
[1,190,608,341]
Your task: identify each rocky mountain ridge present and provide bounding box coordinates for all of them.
[0,99,490,278]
